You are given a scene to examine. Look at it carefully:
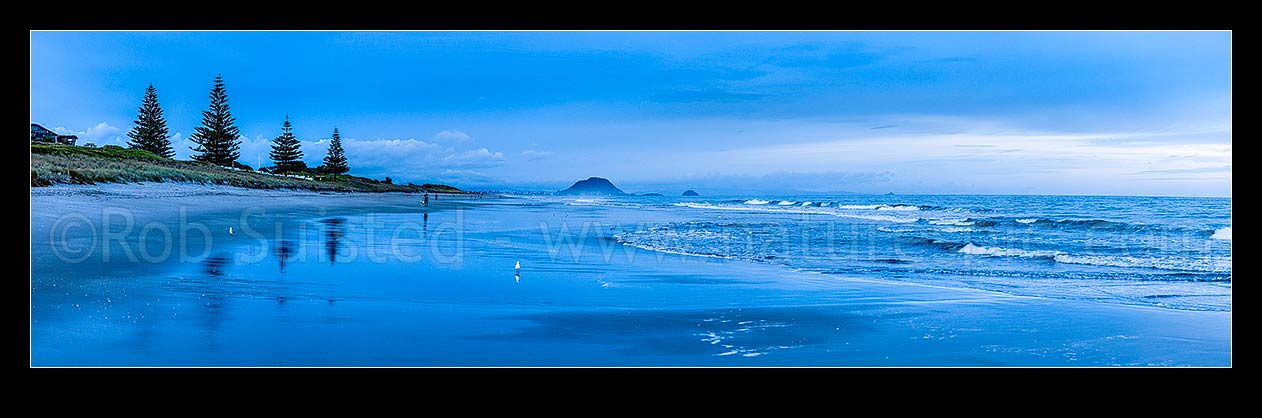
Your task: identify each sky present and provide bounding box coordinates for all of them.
[30,31,1231,196]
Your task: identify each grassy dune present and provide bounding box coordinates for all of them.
[30,143,463,193]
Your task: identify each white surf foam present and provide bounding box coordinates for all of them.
[1211,227,1231,240]
[1016,218,1039,224]
[671,202,919,223]
[674,202,714,210]
[1053,254,1232,272]
[877,205,920,211]
[838,213,920,223]
[958,243,1060,258]
[956,243,1231,273]
[744,199,770,205]
[930,218,975,226]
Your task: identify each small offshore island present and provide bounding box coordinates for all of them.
[556,176,626,195]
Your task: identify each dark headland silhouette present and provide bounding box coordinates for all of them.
[557,177,627,196]
[682,190,700,197]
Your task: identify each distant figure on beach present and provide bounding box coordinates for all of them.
[423,193,429,206]
[229,227,235,236]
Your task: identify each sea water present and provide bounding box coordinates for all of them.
[30,190,1232,365]
[609,194,1232,311]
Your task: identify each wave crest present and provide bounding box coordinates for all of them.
[1053,254,1232,273]
[957,243,1060,258]
[1211,227,1232,240]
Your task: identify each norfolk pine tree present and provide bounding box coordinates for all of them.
[320,127,349,175]
[189,74,242,166]
[126,84,174,158]
[269,115,306,174]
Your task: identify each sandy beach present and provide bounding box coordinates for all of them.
[30,183,1231,366]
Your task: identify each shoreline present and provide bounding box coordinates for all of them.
[29,181,482,220]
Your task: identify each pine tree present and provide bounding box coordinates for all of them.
[189,74,242,167]
[126,84,173,158]
[269,115,306,174]
[320,127,349,175]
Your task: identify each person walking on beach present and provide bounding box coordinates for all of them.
[423,193,429,207]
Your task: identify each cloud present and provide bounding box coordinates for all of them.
[443,148,505,167]
[253,136,510,183]
[519,149,554,160]
[305,137,445,172]
[169,132,195,159]
[707,125,1231,195]
[86,122,121,139]
[433,130,471,143]
[50,122,124,144]
[638,170,895,194]
[341,138,443,157]
[224,134,275,168]
[435,169,504,185]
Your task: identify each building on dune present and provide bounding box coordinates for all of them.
[31,123,77,146]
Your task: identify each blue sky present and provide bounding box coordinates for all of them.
[30,31,1231,196]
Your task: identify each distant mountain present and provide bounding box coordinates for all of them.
[557,177,627,196]
[681,190,700,197]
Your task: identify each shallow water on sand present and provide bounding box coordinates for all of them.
[30,188,1231,366]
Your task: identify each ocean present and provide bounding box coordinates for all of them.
[601,194,1232,311]
[29,186,1232,366]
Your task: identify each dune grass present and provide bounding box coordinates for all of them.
[30,143,461,193]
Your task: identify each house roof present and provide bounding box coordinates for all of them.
[31,124,56,135]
